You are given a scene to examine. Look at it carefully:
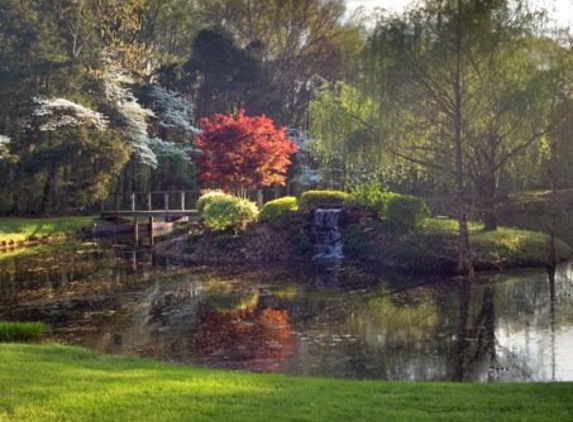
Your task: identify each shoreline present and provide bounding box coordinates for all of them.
[151,216,572,276]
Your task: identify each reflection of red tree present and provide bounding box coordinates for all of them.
[194,307,298,373]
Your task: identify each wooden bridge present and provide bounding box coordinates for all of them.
[100,190,200,220]
[100,190,199,245]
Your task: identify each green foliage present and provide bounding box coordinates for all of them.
[497,189,573,246]
[0,322,46,342]
[185,29,281,119]
[309,82,385,186]
[259,197,298,222]
[382,218,572,273]
[300,190,349,209]
[202,194,259,233]
[345,184,395,218]
[0,216,99,244]
[2,343,573,422]
[3,127,131,215]
[197,191,227,214]
[153,152,197,191]
[385,195,430,231]
[343,224,372,258]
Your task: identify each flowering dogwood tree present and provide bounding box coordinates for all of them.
[148,86,198,136]
[32,97,109,131]
[103,64,198,168]
[103,66,159,166]
[196,110,297,192]
[0,135,11,160]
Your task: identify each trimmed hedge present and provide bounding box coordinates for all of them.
[345,184,395,218]
[300,190,349,209]
[259,197,298,222]
[0,321,46,342]
[386,194,430,231]
[202,194,259,233]
[196,191,227,214]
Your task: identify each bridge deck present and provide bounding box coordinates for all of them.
[101,190,200,220]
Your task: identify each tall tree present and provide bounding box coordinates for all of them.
[0,0,199,215]
[312,0,562,273]
[184,29,281,120]
[365,1,562,233]
[196,0,352,124]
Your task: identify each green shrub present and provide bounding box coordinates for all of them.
[196,191,227,214]
[203,195,259,233]
[343,224,372,258]
[386,194,430,231]
[0,321,47,342]
[345,184,395,218]
[259,197,298,222]
[300,190,349,209]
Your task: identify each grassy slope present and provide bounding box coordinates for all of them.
[0,216,97,244]
[0,344,572,422]
[377,218,572,273]
[497,189,573,246]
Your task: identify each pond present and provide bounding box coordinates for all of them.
[1,242,572,382]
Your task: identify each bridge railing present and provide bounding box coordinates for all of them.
[101,190,200,213]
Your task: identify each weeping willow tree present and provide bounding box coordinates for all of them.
[312,0,569,274]
[309,82,388,188]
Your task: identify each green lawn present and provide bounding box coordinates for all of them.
[0,216,97,244]
[372,218,572,274]
[497,189,573,246]
[424,219,572,267]
[0,344,571,422]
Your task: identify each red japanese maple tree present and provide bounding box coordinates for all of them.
[195,110,297,191]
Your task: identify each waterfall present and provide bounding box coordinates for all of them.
[312,208,343,261]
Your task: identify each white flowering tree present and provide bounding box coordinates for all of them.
[148,86,199,137]
[103,64,199,169]
[0,135,11,160]
[145,86,200,190]
[103,65,159,167]
[32,97,109,132]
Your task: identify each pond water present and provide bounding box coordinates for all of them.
[1,242,573,382]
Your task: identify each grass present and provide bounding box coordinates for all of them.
[375,218,572,274]
[0,322,46,342]
[0,242,91,263]
[0,343,571,422]
[497,189,573,246]
[0,216,98,244]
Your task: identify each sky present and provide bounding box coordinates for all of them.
[345,0,573,28]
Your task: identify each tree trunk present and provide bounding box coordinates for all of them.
[547,212,557,271]
[481,173,497,231]
[456,204,473,276]
[547,140,558,270]
[39,161,58,215]
[454,0,474,276]
[480,130,499,231]
[454,278,471,381]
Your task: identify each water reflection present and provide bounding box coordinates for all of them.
[194,307,297,372]
[548,268,556,381]
[1,244,573,382]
